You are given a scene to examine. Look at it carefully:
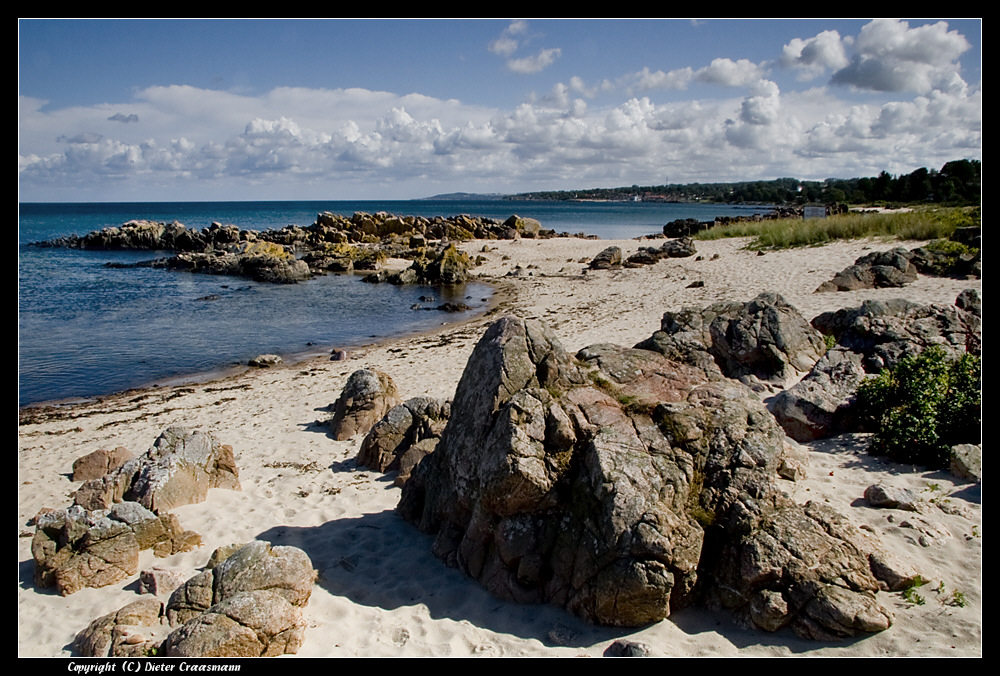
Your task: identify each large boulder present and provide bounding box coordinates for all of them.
[358,397,450,484]
[73,426,241,514]
[815,248,918,292]
[769,348,867,442]
[329,369,402,440]
[398,316,895,637]
[588,246,623,270]
[636,292,826,389]
[503,215,542,238]
[74,541,315,658]
[811,293,981,373]
[31,502,200,596]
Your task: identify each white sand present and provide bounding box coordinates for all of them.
[17,236,982,657]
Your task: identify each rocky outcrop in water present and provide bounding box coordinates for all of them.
[33,211,559,284]
[73,541,315,658]
[397,315,896,637]
[142,241,312,284]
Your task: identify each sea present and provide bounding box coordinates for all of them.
[18,199,774,407]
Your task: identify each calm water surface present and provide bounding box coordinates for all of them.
[18,200,773,406]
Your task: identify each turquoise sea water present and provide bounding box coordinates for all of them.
[18,200,773,406]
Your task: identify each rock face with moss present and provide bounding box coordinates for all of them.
[398,315,894,637]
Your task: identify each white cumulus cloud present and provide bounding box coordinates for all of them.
[831,19,972,93]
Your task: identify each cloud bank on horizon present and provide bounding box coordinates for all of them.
[18,19,981,202]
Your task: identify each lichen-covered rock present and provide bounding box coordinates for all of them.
[31,502,197,596]
[209,540,315,608]
[637,292,826,388]
[358,397,450,482]
[73,426,241,514]
[75,541,315,658]
[163,591,305,657]
[329,369,402,440]
[398,316,894,636]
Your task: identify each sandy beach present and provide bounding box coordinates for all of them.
[17,235,982,658]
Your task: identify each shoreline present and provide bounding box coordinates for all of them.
[17,261,509,413]
[17,235,982,657]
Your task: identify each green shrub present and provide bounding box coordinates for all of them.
[855,346,981,467]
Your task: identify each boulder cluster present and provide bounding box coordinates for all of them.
[587,239,697,271]
[32,426,241,597]
[73,540,316,658]
[773,291,981,442]
[329,286,980,638]
[389,313,900,637]
[31,426,318,658]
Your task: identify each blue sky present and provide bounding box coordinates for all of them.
[18,18,982,202]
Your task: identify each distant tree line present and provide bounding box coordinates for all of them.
[506,159,981,206]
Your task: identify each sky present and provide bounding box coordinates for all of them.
[18,18,982,202]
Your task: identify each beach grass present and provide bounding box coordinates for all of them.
[696,206,980,250]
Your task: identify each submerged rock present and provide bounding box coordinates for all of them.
[398,316,894,637]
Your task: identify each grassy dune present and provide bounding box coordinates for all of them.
[696,206,980,250]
